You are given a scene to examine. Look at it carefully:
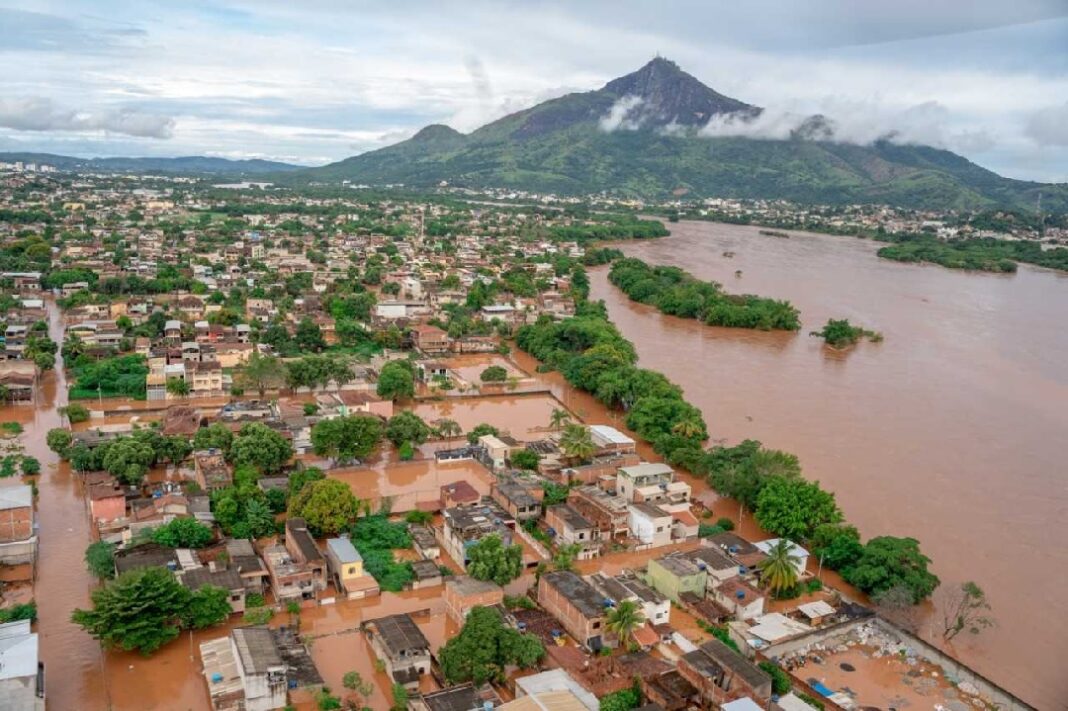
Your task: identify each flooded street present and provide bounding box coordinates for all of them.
[0,300,109,710]
[589,221,1068,709]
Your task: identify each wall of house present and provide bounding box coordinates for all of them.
[537,577,603,650]
[645,560,706,603]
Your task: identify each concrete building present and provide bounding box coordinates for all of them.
[0,486,36,572]
[616,463,690,505]
[628,502,673,548]
[0,620,44,711]
[180,567,247,614]
[365,614,431,691]
[589,572,670,628]
[678,638,772,704]
[645,554,707,603]
[325,537,378,599]
[441,502,515,570]
[538,570,607,651]
[443,575,504,625]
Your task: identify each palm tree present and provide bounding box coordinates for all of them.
[605,599,646,649]
[671,418,704,440]
[758,539,801,596]
[435,418,462,446]
[549,408,571,431]
[559,423,596,464]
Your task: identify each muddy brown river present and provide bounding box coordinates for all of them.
[589,221,1068,709]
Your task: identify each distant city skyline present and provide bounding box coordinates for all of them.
[0,1,1066,181]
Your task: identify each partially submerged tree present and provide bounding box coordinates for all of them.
[941,581,994,641]
[439,606,544,684]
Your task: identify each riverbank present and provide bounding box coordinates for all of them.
[587,219,1068,709]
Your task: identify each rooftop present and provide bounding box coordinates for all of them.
[541,570,605,620]
[0,619,37,681]
[514,669,599,711]
[326,537,362,564]
[232,625,283,674]
[367,613,430,656]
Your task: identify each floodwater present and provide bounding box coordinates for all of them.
[0,300,109,710]
[411,394,561,442]
[589,220,1068,709]
[329,451,495,512]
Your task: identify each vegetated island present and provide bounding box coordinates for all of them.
[608,257,801,330]
[516,271,939,605]
[759,229,790,238]
[811,318,883,349]
[873,236,1068,274]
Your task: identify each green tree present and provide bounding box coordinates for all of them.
[842,536,940,603]
[61,403,91,423]
[85,540,116,579]
[239,351,286,396]
[479,365,508,382]
[72,566,191,655]
[152,518,214,548]
[288,478,362,536]
[385,411,431,447]
[230,422,293,474]
[438,606,544,684]
[759,660,792,695]
[311,415,384,464]
[466,423,499,444]
[465,534,523,586]
[754,477,842,541]
[434,418,462,445]
[559,423,596,464]
[390,683,408,711]
[46,428,73,456]
[510,449,540,471]
[810,523,864,571]
[342,670,374,706]
[193,423,234,456]
[294,317,327,352]
[757,539,801,595]
[20,456,40,476]
[181,585,233,629]
[546,407,572,429]
[165,377,190,397]
[376,360,415,400]
[605,599,646,648]
[599,686,641,711]
[102,437,156,485]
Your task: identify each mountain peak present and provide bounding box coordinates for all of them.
[601,57,760,127]
[411,124,464,142]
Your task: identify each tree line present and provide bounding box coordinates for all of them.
[608,257,801,331]
[516,272,939,605]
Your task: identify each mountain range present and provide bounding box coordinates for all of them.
[0,152,301,175]
[303,58,1067,212]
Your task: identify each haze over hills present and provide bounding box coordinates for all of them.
[0,152,301,175]
[303,58,1068,212]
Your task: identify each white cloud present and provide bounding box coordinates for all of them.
[699,98,995,154]
[0,96,174,138]
[599,95,645,132]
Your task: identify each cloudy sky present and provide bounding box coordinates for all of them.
[1,0,1066,180]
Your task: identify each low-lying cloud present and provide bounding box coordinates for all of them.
[0,97,174,138]
[598,95,645,132]
[699,99,994,153]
